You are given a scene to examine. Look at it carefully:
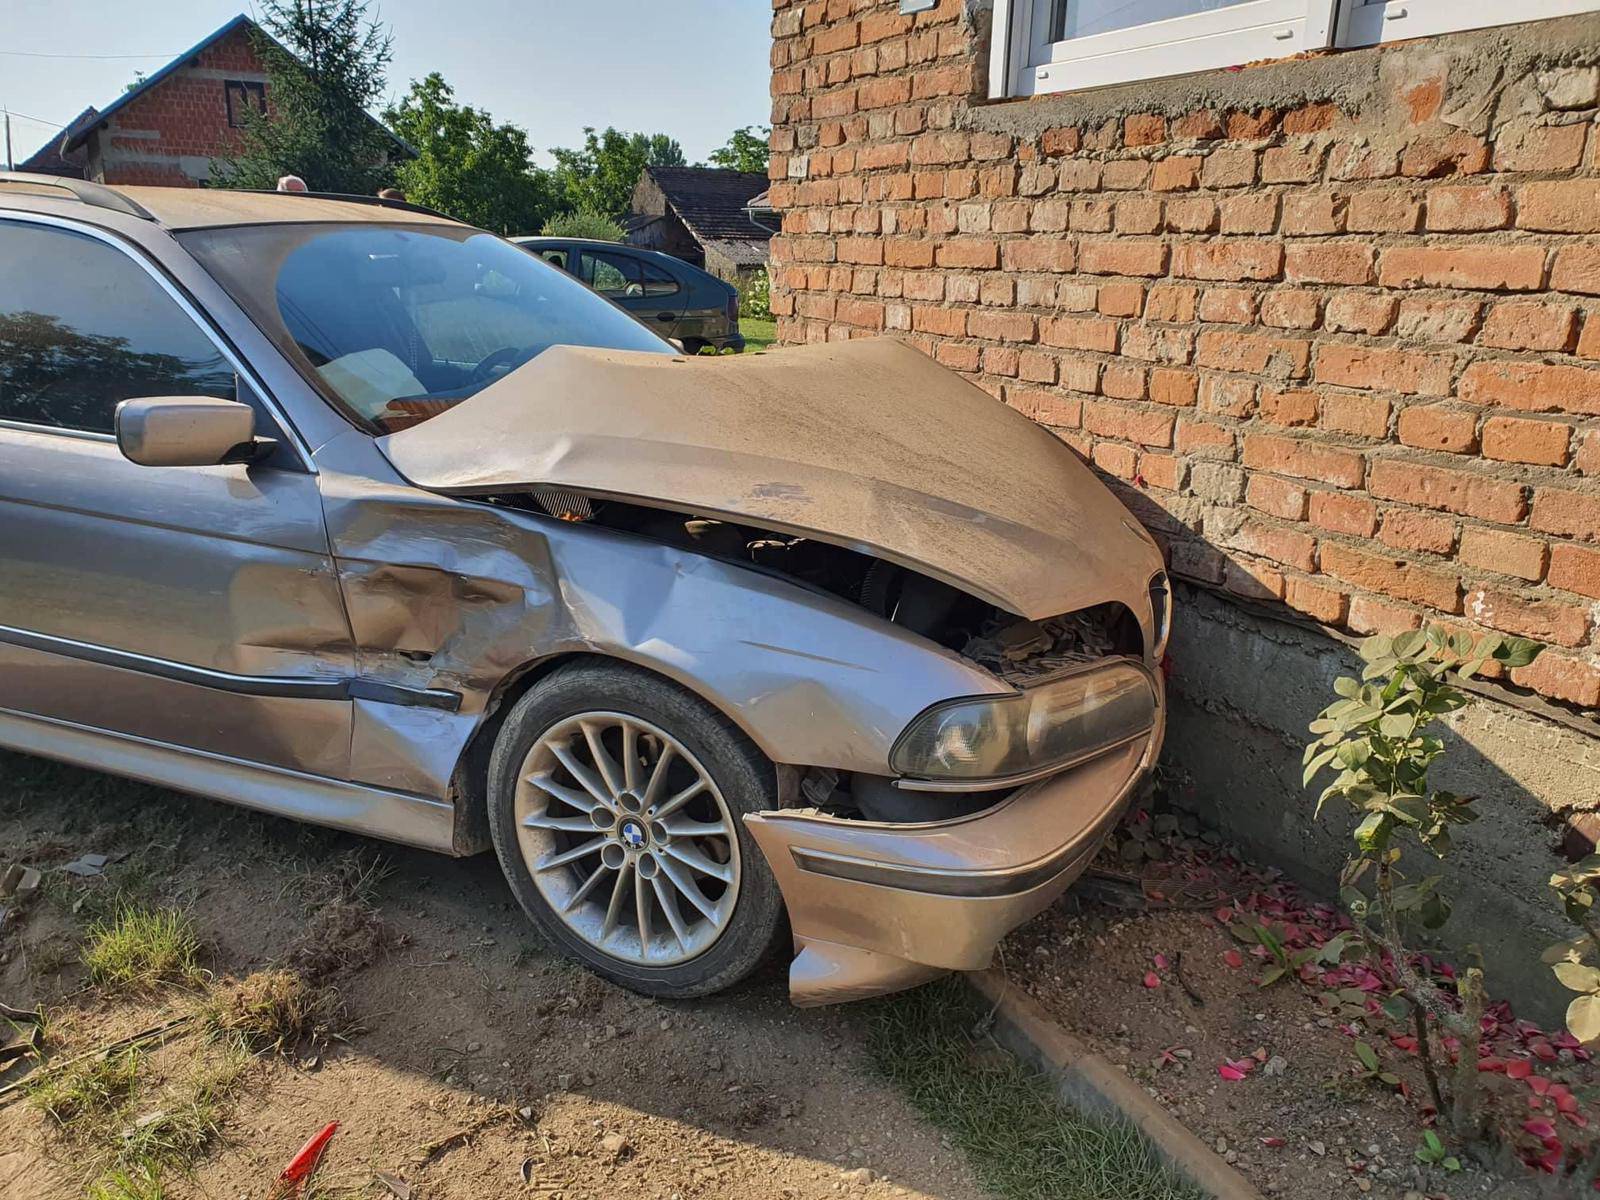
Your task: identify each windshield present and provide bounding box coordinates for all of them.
[179,223,674,432]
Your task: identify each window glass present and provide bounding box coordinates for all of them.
[224,80,267,128]
[640,258,680,298]
[539,249,569,271]
[180,223,672,433]
[1056,0,1251,39]
[0,222,235,434]
[584,250,643,297]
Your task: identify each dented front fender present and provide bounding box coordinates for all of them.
[313,431,1011,807]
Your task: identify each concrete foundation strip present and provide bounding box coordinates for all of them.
[966,969,1266,1200]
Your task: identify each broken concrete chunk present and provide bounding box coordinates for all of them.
[1537,67,1600,111]
[0,866,41,903]
[63,854,110,877]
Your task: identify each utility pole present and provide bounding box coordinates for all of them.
[4,111,12,171]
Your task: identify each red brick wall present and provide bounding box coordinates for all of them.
[98,25,268,186]
[769,0,1600,712]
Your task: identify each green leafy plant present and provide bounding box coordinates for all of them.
[707,125,771,174]
[1305,626,1541,1139]
[384,73,559,235]
[550,126,685,219]
[1547,857,1600,1044]
[1415,1129,1462,1171]
[539,209,625,242]
[739,267,772,320]
[1352,1040,1403,1091]
[213,0,398,195]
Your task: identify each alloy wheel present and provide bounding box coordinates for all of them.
[513,712,741,966]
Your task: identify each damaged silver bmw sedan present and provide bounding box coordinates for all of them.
[0,177,1169,1005]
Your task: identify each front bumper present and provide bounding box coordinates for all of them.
[745,672,1165,1006]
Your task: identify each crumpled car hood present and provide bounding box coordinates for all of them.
[378,338,1160,620]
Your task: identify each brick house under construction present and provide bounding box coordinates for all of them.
[20,13,408,188]
[766,0,1600,1018]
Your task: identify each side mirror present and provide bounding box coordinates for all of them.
[114,396,271,467]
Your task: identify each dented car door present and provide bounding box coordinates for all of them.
[0,216,355,777]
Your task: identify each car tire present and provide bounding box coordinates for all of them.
[487,660,788,998]
[678,338,709,356]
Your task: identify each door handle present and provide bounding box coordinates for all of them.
[656,312,675,322]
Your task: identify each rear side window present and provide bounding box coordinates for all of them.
[0,222,234,434]
[582,249,680,298]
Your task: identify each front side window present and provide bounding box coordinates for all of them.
[0,222,235,434]
[181,223,673,433]
[992,0,1600,96]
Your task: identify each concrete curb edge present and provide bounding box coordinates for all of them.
[967,968,1268,1200]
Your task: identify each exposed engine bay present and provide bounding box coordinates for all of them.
[489,490,1146,826]
[503,492,1143,672]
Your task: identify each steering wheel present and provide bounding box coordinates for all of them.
[470,345,527,384]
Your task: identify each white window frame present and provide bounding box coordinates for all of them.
[1338,0,1600,46]
[991,0,1600,98]
[992,0,1340,98]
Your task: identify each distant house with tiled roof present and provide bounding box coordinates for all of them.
[626,166,773,286]
[33,13,409,188]
[16,107,99,179]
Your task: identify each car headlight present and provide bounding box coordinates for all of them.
[890,662,1157,781]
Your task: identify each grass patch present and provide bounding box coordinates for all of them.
[84,907,205,991]
[865,978,1201,1200]
[740,317,776,353]
[31,1032,248,1196]
[203,968,336,1051]
[119,1039,249,1169]
[286,851,394,982]
[86,1163,166,1200]
[29,1048,140,1127]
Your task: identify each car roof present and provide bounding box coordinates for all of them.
[515,237,679,258]
[0,173,460,232]
[513,237,728,282]
[119,188,460,231]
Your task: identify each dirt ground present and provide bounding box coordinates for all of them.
[0,750,992,1200]
[1002,812,1595,1200]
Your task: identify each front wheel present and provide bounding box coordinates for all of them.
[487,661,787,998]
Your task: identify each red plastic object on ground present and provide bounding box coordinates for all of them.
[279,1121,339,1188]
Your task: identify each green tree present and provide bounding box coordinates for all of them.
[540,210,625,241]
[551,127,685,219]
[214,0,395,194]
[384,74,557,234]
[708,126,770,174]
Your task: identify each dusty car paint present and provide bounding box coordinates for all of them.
[380,338,1160,623]
[0,183,1169,1004]
[747,694,1164,1005]
[314,430,1014,802]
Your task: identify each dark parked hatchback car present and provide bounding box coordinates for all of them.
[513,237,743,354]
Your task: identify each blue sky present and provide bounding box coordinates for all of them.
[1,0,774,167]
